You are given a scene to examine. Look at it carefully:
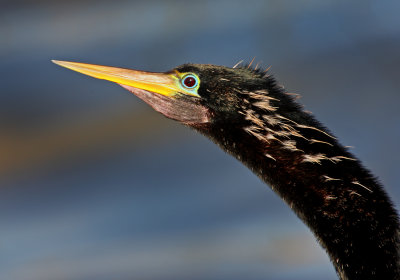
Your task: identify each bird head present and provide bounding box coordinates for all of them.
[52,61,273,128]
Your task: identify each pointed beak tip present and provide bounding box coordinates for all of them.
[52,59,69,66]
[51,60,64,67]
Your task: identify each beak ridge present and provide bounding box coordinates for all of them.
[52,60,179,97]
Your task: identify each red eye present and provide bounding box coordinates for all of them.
[182,74,198,88]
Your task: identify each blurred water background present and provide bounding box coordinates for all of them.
[1,0,400,279]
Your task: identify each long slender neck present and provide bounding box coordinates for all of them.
[195,85,400,280]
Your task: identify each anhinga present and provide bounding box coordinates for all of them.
[53,60,399,280]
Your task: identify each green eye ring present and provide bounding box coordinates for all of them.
[174,71,200,97]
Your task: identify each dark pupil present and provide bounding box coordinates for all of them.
[183,76,196,88]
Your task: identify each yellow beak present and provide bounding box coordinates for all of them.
[52,60,190,97]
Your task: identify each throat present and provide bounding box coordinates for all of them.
[194,101,400,280]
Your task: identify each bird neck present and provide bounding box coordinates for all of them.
[194,86,400,280]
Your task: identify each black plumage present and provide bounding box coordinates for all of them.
[54,60,400,280]
[179,64,399,280]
